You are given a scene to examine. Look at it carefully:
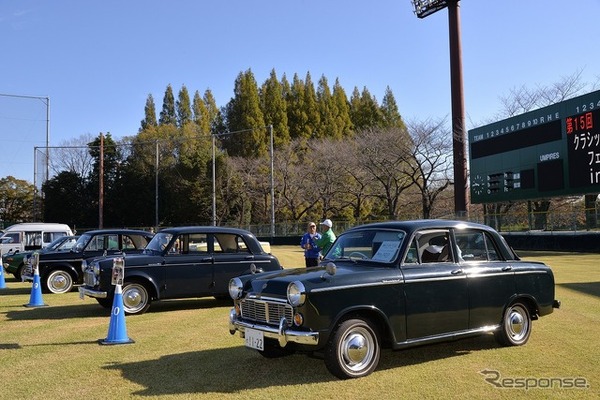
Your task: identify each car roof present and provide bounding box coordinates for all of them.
[80,229,154,236]
[156,226,256,236]
[345,219,494,235]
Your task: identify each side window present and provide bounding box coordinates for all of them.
[43,232,66,243]
[122,235,136,250]
[419,231,451,263]
[404,239,419,264]
[24,231,43,247]
[186,233,208,254]
[455,230,500,261]
[213,234,250,254]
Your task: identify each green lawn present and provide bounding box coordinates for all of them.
[0,248,598,399]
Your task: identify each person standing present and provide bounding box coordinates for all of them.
[316,218,336,258]
[300,222,321,267]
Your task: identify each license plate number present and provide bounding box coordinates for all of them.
[244,328,264,351]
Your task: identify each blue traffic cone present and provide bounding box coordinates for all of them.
[0,267,6,289]
[24,267,48,307]
[100,284,134,345]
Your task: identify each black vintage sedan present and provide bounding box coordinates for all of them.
[79,226,282,314]
[23,229,154,294]
[228,220,560,379]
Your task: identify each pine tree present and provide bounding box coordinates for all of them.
[192,90,210,134]
[176,85,193,127]
[159,84,177,126]
[380,86,405,129]
[303,72,321,139]
[317,75,338,139]
[140,94,157,132]
[225,69,266,157]
[332,78,353,137]
[286,73,307,139]
[260,69,290,148]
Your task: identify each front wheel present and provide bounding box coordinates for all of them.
[45,270,74,294]
[494,302,532,346]
[324,318,381,379]
[95,297,113,309]
[122,282,151,315]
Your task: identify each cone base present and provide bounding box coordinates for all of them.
[23,303,48,307]
[98,338,135,345]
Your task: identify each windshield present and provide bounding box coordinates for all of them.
[325,229,406,265]
[72,234,91,252]
[145,232,174,253]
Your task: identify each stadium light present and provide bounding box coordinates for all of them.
[411,0,449,19]
[411,0,469,217]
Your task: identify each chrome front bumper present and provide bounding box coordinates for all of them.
[228,308,319,348]
[78,286,108,299]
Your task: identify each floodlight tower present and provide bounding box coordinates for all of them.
[411,0,469,218]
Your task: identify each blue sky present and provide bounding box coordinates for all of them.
[2,0,599,182]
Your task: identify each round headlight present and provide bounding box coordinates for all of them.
[229,277,243,300]
[93,262,101,276]
[287,281,306,307]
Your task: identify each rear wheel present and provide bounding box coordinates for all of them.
[45,270,74,294]
[122,281,151,315]
[494,302,532,346]
[324,318,381,379]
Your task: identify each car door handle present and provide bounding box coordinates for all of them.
[201,257,213,262]
[451,269,464,275]
[502,266,513,271]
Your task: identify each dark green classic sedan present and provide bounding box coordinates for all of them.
[228,220,560,379]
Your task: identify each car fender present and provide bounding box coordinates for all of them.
[123,270,161,299]
[41,262,80,280]
[328,304,395,344]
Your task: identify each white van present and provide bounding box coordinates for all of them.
[0,223,74,256]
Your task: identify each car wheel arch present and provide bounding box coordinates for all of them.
[505,294,539,321]
[330,307,392,347]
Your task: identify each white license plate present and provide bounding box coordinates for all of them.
[244,327,264,351]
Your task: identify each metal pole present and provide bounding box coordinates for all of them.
[45,97,50,183]
[155,140,159,230]
[99,134,104,229]
[269,125,275,237]
[212,135,216,226]
[447,0,469,217]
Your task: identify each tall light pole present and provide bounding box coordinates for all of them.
[411,0,469,217]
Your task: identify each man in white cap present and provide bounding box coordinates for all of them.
[316,218,336,258]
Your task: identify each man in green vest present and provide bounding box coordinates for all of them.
[316,219,336,258]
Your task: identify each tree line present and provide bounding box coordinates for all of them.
[33,69,453,231]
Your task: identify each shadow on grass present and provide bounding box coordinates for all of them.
[4,303,111,320]
[103,334,498,395]
[558,281,600,299]
[0,286,34,296]
[3,297,232,321]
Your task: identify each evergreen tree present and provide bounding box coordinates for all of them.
[317,75,338,139]
[380,86,405,129]
[350,86,383,131]
[332,78,354,137]
[176,85,193,127]
[260,69,290,148]
[140,94,157,132]
[203,89,222,135]
[303,72,321,139]
[159,84,177,126]
[192,90,210,134]
[224,69,266,157]
[286,73,307,139]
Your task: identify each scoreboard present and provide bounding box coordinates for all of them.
[469,90,600,204]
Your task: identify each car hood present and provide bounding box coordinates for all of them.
[243,262,401,296]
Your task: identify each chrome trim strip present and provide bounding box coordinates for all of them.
[311,280,401,293]
[229,313,319,346]
[78,286,108,299]
[404,275,466,284]
[398,325,500,347]
[514,270,548,275]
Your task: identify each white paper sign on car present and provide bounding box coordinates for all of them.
[372,241,400,262]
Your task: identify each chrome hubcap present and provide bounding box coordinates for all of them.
[341,327,374,371]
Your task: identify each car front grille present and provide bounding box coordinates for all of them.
[240,298,293,327]
[83,270,97,286]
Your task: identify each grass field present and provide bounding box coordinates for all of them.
[0,247,598,399]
